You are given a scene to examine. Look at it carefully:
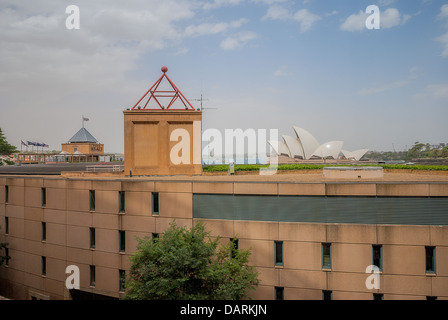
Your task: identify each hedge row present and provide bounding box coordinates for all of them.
[202,164,448,172]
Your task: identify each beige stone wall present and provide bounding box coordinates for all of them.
[123,110,202,176]
[61,143,104,155]
[198,220,448,300]
[323,167,384,179]
[0,176,447,300]
[0,177,193,300]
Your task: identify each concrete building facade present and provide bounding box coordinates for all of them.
[123,109,202,176]
[0,68,447,300]
[1,175,447,300]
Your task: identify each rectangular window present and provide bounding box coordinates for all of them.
[42,222,46,242]
[275,241,283,266]
[322,290,332,300]
[119,230,125,252]
[119,191,125,213]
[373,293,384,300]
[119,269,126,292]
[4,248,9,266]
[372,245,382,271]
[90,227,96,249]
[275,287,284,300]
[89,190,95,211]
[322,243,332,269]
[90,265,96,287]
[41,256,46,276]
[152,233,159,243]
[425,246,436,274]
[5,217,9,234]
[230,238,239,259]
[5,185,9,204]
[41,188,46,207]
[152,192,159,215]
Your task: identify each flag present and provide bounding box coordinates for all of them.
[27,141,36,146]
[83,117,89,121]
[43,144,49,148]
[21,140,28,147]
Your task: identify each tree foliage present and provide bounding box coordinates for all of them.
[0,128,17,155]
[123,221,259,300]
[405,142,425,160]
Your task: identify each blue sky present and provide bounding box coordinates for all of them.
[0,0,447,154]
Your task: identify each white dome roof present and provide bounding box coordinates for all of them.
[341,149,369,161]
[312,141,344,159]
[282,135,304,158]
[292,126,320,160]
[268,140,291,157]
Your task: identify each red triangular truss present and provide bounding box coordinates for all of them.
[132,66,195,110]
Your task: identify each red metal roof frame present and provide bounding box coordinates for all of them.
[131,66,195,111]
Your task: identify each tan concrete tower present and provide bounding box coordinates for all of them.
[123,67,202,176]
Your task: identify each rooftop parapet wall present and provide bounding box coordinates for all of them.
[1,173,448,202]
[123,110,202,176]
[323,166,384,179]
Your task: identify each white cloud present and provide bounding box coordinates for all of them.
[274,65,288,77]
[358,79,409,95]
[438,4,448,20]
[262,5,290,21]
[0,0,199,152]
[185,18,248,37]
[172,47,189,56]
[202,0,244,10]
[0,0,197,92]
[184,18,258,51]
[437,5,448,57]
[378,0,395,6]
[262,6,321,32]
[220,31,258,50]
[358,70,417,95]
[381,8,411,29]
[416,84,448,99]
[252,0,288,4]
[340,10,367,32]
[437,31,448,57]
[184,17,256,51]
[293,9,321,32]
[0,0,258,102]
[425,84,448,99]
[340,8,410,32]
[203,0,287,9]
[409,66,418,74]
[325,10,339,17]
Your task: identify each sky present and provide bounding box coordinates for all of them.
[0,0,447,154]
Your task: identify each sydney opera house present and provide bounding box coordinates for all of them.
[269,126,369,161]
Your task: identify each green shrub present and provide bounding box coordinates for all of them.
[202,163,448,172]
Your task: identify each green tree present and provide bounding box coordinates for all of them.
[429,148,441,159]
[406,142,425,160]
[123,221,259,300]
[442,146,448,158]
[0,128,18,155]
